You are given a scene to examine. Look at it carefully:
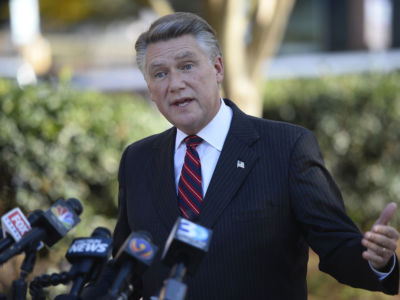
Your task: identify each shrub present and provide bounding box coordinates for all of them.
[0,78,169,237]
[263,72,400,229]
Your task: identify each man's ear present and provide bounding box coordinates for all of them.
[214,55,224,84]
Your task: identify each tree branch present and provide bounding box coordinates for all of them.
[203,0,226,38]
[247,0,295,80]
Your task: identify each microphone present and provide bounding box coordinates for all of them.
[0,198,83,264]
[1,210,45,256]
[53,227,113,300]
[0,208,33,253]
[102,231,158,300]
[158,217,212,300]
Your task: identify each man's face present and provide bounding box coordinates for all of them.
[145,35,224,135]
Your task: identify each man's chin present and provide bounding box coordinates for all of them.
[174,120,202,135]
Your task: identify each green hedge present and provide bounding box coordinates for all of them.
[0,78,168,237]
[1,72,399,232]
[263,72,400,230]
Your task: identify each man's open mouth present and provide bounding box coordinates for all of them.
[174,98,193,107]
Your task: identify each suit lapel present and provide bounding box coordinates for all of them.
[150,128,180,229]
[199,99,260,228]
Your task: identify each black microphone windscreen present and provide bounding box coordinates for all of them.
[66,198,83,216]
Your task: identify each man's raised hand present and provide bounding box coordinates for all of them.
[362,202,399,270]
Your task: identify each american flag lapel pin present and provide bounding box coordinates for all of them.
[237,160,245,169]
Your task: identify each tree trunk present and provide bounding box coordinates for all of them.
[205,0,295,116]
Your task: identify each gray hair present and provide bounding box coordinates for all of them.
[135,12,222,75]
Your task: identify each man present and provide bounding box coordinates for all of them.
[113,12,399,299]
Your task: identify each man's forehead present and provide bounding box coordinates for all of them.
[146,35,204,57]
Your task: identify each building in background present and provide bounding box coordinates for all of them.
[269,0,400,80]
[281,0,399,53]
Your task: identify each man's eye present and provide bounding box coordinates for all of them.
[154,72,166,78]
[182,64,193,70]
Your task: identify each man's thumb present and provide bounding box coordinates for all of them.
[375,202,397,225]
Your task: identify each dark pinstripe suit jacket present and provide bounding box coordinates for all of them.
[113,99,399,299]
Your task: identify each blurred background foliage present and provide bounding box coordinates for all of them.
[37,0,200,29]
[1,70,400,299]
[38,0,141,28]
[263,71,400,231]
[0,73,169,237]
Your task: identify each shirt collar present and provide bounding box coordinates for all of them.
[175,98,232,151]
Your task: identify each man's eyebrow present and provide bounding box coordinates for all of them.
[174,51,196,60]
[149,62,164,72]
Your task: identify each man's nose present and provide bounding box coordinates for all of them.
[168,70,185,92]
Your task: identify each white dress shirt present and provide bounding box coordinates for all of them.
[174,98,233,197]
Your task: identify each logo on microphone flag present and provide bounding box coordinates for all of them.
[1,208,31,241]
[130,238,154,260]
[51,205,75,230]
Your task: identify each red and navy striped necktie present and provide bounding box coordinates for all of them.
[177,135,203,219]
